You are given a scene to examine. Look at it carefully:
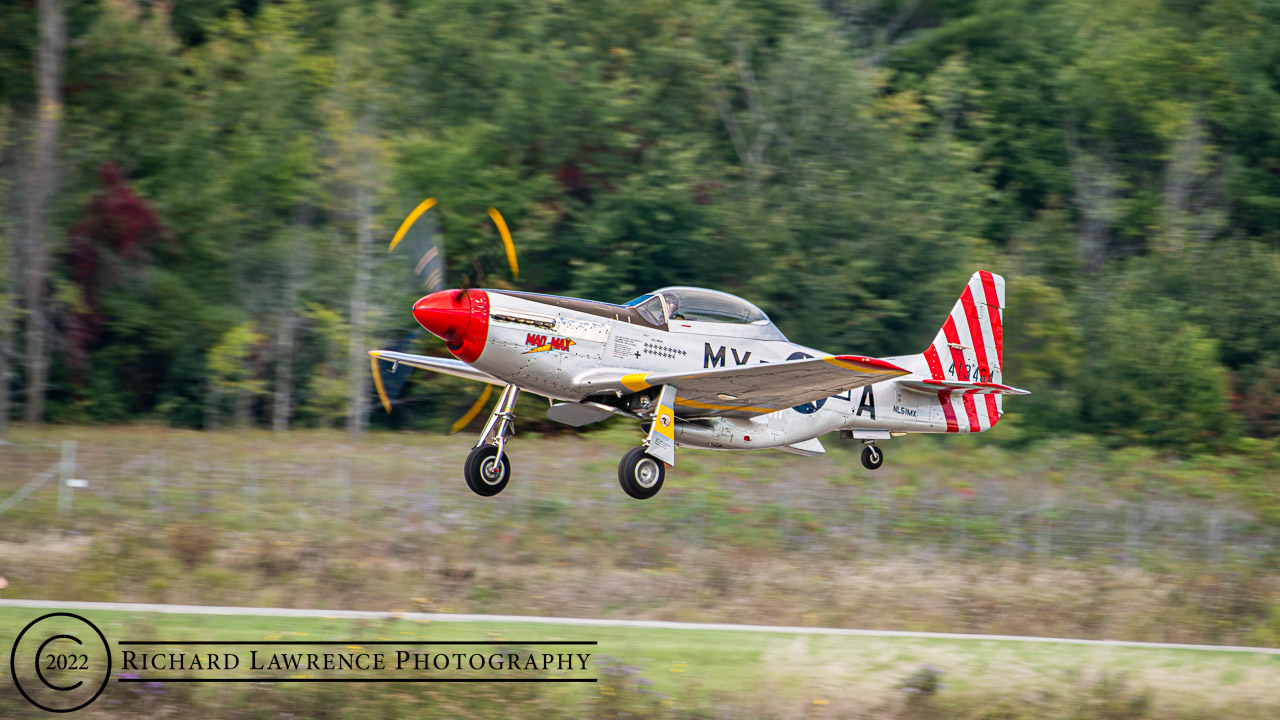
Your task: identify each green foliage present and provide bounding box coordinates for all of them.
[1083,299,1234,451]
[298,303,349,426]
[206,321,266,427]
[1001,274,1081,441]
[1,0,1277,455]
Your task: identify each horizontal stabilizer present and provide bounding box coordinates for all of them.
[898,379,1030,396]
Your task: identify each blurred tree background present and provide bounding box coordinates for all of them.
[0,0,1277,449]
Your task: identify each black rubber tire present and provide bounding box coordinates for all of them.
[465,444,511,497]
[861,445,884,470]
[617,446,665,499]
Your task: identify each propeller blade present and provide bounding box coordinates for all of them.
[415,244,446,293]
[371,356,393,413]
[487,207,519,279]
[390,197,447,293]
[450,384,494,434]
[389,197,437,251]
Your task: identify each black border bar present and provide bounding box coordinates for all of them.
[118,640,597,645]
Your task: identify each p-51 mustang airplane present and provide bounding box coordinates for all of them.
[371,271,1028,500]
[370,199,1026,499]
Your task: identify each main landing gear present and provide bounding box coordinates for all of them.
[617,384,677,500]
[463,384,519,497]
[614,384,675,497]
[618,446,665,500]
[860,442,884,470]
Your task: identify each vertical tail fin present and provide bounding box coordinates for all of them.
[920,271,1006,432]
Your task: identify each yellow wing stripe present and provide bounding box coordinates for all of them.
[620,373,652,392]
[450,384,494,434]
[674,398,775,414]
[389,197,438,251]
[487,207,519,279]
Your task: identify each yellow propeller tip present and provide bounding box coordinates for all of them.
[450,384,494,434]
[486,206,519,280]
[370,356,392,414]
[389,197,438,252]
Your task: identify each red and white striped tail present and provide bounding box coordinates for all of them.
[920,271,1006,433]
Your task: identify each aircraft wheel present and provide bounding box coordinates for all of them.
[861,445,884,471]
[618,446,665,500]
[465,444,511,497]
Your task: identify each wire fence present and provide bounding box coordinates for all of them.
[3,438,1277,565]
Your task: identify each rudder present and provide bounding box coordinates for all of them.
[920,271,1006,432]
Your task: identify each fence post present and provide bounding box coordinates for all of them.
[150,450,166,522]
[863,490,879,557]
[243,457,258,522]
[1035,497,1051,559]
[57,441,77,517]
[952,497,966,556]
[697,484,707,549]
[1207,510,1222,564]
[780,482,793,547]
[337,457,351,520]
[1124,503,1140,566]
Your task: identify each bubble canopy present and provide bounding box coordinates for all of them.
[624,287,785,339]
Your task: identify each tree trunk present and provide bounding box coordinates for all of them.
[0,114,15,437]
[1065,131,1117,275]
[346,176,372,434]
[235,386,252,428]
[22,0,66,424]
[272,307,295,432]
[0,221,14,436]
[272,224,306,433]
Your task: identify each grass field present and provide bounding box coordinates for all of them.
[3,606,1279,719]
[2,425,1280,649]
[4,426,1280,717]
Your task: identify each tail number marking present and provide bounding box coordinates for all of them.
[947,362,995,383]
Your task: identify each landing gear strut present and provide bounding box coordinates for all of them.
[617,384,677,500]
[860,442,884,470]
[464,384,519,496]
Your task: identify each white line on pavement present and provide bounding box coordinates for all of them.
[1,598,1276,654]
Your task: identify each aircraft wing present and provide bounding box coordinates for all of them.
[368,350,505,385]
[586,355,910,416]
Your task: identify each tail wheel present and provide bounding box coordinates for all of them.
[465,444,511,497]
[618,446,665,500]
[861,445,884,471]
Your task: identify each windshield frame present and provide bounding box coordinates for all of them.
[653,287,772,326]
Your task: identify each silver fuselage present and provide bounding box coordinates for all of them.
[468,291,946,452]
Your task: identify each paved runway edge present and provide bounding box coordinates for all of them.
[2,598,1276,655]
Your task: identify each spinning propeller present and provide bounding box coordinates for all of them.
[371,198,519,431]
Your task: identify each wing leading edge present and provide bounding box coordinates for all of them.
[369,350,505,386]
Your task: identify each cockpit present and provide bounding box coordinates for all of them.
[624,287,787,341]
